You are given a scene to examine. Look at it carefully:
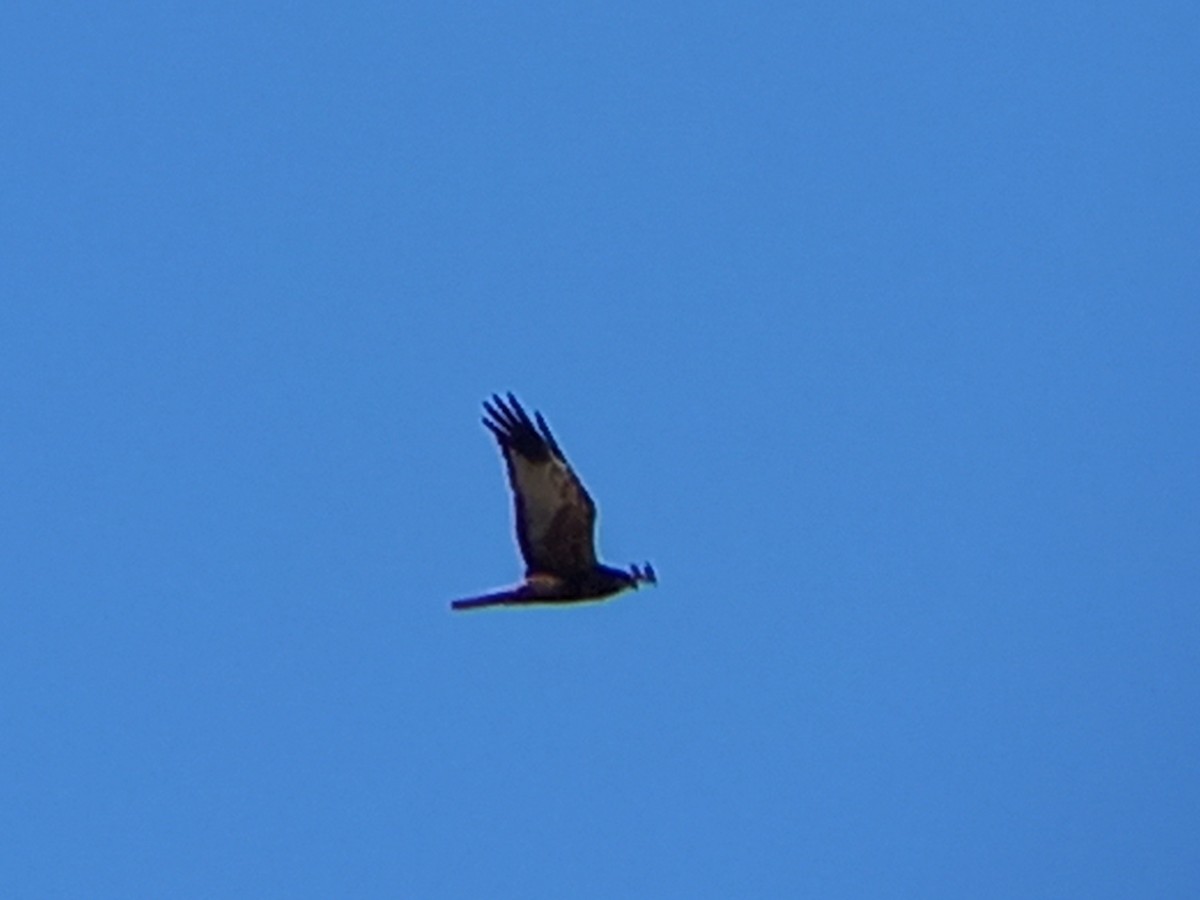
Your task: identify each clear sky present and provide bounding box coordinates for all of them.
[3,2,1197,897]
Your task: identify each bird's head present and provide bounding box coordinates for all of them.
[628,562,657,588]
[588,562,658,598]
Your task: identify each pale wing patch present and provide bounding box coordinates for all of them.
[508,453,575,548]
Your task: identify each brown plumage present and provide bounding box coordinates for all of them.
[451,393,657,611]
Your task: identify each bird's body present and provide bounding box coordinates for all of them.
[451,394,656,611]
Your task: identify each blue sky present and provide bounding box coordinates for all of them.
[3,2,1197,896]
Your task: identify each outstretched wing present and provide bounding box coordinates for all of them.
[482,393,597,576]
[451,573,571,611]
[451,585,534,611]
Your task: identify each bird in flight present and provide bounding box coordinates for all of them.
[451,393,657,611]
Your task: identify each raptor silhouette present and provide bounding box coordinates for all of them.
[451,393,656,611]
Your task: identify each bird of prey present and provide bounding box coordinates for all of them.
[451,393,657,611]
